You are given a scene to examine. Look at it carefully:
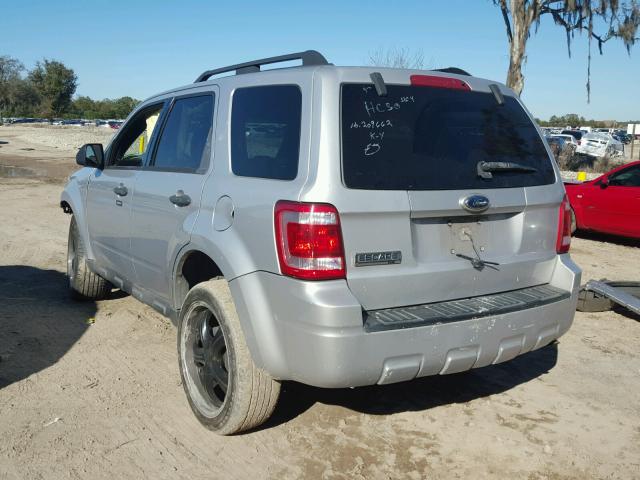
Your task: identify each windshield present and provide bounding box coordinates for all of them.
[341,83,555,190]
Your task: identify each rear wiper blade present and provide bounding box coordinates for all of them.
[456,253,500,271]
[455,231,500,271]
[477,161,537,179]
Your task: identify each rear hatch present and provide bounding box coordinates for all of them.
[338,76,562,311]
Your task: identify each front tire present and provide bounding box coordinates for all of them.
[67,216,111,300]
[178,279,280,435]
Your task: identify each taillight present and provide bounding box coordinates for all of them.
[274,201,346,280]
[556,195,572,254]
[410,74,471,90]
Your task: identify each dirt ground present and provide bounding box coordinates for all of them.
[1,125,639,480]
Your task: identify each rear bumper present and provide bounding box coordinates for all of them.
[229,254,581,388]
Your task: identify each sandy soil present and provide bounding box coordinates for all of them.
[0,126,639,479]
[0,124,115,181]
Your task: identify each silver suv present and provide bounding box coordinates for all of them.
[61,51,581,434]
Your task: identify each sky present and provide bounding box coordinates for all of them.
[3,0,639,120]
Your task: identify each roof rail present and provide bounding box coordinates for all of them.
[194,50,330,83]
[433,67,471,76]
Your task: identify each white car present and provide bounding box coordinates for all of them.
[576,132,624,158]
[552,134,579,146]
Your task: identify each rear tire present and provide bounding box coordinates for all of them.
[570,208,577,235]
[178,279,280,435]
[67,216,111,300]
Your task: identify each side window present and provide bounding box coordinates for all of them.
[609,165,640,187]
[231,85,301,180]
[109,103,163,168]
[152,94,214,171]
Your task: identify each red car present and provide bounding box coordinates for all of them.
[565,160,640,239]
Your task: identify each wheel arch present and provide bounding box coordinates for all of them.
[60,187,95,260]
[171,247,266,370]
[172,248,225,310]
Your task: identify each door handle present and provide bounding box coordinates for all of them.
[169,190,191,207]
[113,184,128,196]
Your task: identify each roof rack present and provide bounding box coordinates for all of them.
[433,67,471,76]
[194,50,330,83]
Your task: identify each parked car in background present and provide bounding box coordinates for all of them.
[545,135,563,155]
[561,129,583,145]
[61,119,86,126]
[613,131,631,144]
[576,132,624,158]
[7,117,45,124]
[545,135,576,159]
[565,160,640,238]
[552,134,579,147]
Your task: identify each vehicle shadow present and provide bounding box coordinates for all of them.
[575,230,640,248]
[261,342,558,430]
[0,265,96,389]
[612,305,640,321]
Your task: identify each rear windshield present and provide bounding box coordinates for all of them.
[341,83,555,190]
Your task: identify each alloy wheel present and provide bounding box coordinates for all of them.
[182,305,230,415]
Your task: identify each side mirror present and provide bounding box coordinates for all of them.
[599,177,609,189]
[76,143,104,169]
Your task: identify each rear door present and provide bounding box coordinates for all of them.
[338,79,561,311]
[129,90,216,304]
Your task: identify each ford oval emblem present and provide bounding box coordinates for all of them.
[461,194,490,213]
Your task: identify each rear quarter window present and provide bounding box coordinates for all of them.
[231,85,301,180]
[341,83,556,190]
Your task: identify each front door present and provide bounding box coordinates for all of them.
[130,91,216,303]
[588,164,640,237]
[86,102,165,286]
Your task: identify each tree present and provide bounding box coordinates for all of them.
[561,113,586,125]
[369,47,425,69]
[1,55,137,119]
[111,96,138,118]
[71,96,97,118]
[0,55,25,120]
[494,1,640,98]
[70,96,139,119]
[0,55,23,84]
[28,59,77,118]
[5,79,40,116]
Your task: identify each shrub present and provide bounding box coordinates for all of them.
[552,146,620,174]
